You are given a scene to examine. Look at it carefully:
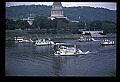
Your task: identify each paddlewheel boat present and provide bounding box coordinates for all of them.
[54,45,89,56]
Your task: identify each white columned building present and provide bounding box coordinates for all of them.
[48,2,68,20]
[23,16,34,25]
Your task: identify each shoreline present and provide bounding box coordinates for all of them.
[5,34,116,41]
[5,30,116,41]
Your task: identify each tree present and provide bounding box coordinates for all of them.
[102,21,116,33]
[32,16,48,29]
[67,22,78,34]
[57,20,67,29]
[6,18,16,30]
[77,21,85,29]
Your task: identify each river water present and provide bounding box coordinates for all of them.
[5,37,116,76]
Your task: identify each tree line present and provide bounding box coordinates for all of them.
[6,5,116,22]
[6,16,116,34]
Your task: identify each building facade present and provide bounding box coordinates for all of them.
[48,2,68,20]
[23,17,34,25]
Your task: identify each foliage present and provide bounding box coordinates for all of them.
[6,5,116,22]
[6,16,116,34]
[102,21,116,33]
[6,5,116,34]
[109,69,116,77]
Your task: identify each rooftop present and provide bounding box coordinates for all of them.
[53,2,62,5]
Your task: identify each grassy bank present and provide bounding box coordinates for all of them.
[109,69,116,77]
[5,30,82,40]
[5,30,116,40]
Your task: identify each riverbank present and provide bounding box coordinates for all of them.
[5,30,116,41]
[109,69,116,77]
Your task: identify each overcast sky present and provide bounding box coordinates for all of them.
[6,2,117,10]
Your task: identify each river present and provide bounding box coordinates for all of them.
[5,37,116,76]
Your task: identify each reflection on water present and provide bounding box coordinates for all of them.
[52,56,62,76]
[35,45,54,53]
[5,37,116,76]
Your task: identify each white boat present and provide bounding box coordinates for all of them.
[100,39,115,45]
[54,46,89,56]
[35,39,55,46]
[78,36,100,42]
[54,42,70,45]
[14,36,33,43]
[78,36,96,42]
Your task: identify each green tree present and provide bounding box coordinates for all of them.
[57,20,67,29]
[77,21,85,29]
[102,21,116,33]
[32,16,48,29]
[67,22,78,34]
[6,18,16,30]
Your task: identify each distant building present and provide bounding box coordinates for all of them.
[23,16,34,25]
[48,2,68,20]
[82,31,104,37]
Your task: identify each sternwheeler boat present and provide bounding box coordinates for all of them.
[54,45,89,56]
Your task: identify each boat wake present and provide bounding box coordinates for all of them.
[91,38,101,41]
[85,51,98,54]
[81,51,90,54]
[80,50,98,55]
[54,45,99,56]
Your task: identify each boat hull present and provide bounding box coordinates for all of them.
[101,43,115,45]
[54,51,89,56]
[100,41,115,45]
[35,43,52,46]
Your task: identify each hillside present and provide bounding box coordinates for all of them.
[6,5,116,22]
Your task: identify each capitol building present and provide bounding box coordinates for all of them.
[48,2,68,20]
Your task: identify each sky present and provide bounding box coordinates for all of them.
[6,2,117,10]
